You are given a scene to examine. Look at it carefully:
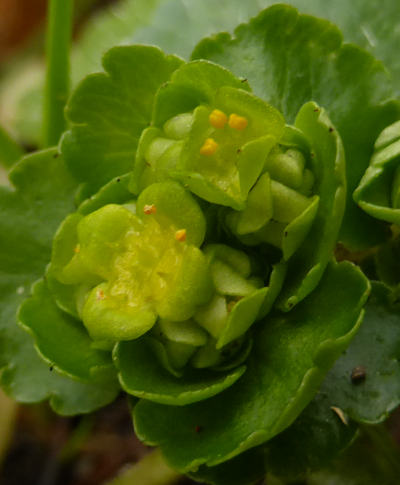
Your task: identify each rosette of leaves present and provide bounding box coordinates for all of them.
[15,34,371,485]
[6,4,398,483]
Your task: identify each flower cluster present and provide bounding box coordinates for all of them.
[43,59,345,391]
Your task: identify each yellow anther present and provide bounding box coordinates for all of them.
[97,289,105,300]
[74,244,80,254]
[143,204,157,215]
[209,109,227,129]
[228,113,248,131]
[200,138,218,156]
[175,229,187,242]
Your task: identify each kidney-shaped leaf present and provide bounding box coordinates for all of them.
[18,280,116,383]
[134,261,369,471]
[0,149,119,415]
[61,45,183,197]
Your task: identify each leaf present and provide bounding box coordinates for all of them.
[192,389,359,485]
[19,280,117,383]
[115,338,246,405]
[188,446,267,485]
[319,282,400,424]
[133,261,369,472]
[61,45,183,196]
[354,120,400,225]
[264,389,358,479]
[128,0,275,60]
[192,5,400,250]
[0,149,119,414]
[129,0,400,98]
[263,0,400,97]
[306,425,400,485]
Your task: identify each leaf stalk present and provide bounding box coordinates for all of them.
[106,449,182,485]
[43,0,74,147]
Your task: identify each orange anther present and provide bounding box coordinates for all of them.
[143,204,157,215]
[200,138,218,156]
[175,229,187,242]
[209,109,227,129]
[74,244,80,254]
[228,113,248,131]
[97,289,105,300]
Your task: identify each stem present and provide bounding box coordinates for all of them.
[59,415,94,463]
[43,0,74,147]
[0,390,17,466]
[0,124,24,168]
[106,449,182,485]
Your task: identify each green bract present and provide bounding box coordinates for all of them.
[354,120,400,225]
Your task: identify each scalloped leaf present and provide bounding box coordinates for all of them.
[354,120,400,225]
[129,0,400,95]
[192,5,400,250]
[318,282,400,424]
[189,386,359,485]
[264,388,358,479]
[19,280,116,383]
[188,446,266,485]
[0,149,119,414]
[61,45,183,196]
[133,261,369,472]
[115,337,246,405]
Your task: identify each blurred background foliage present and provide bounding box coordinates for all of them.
[1,0,399,149]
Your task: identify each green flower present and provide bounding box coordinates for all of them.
[49,181,212,342]
[130,61,285,210]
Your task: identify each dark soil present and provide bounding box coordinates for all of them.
[0,396,194,485]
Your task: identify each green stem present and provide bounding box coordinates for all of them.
[43,0,74,147]
[106,449,182,485]
[0,124,24,168]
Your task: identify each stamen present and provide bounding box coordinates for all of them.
[74,244,80,254]
[200,138,218,156]
[175,229,187,242]
[228,113,248,131]
[143,204,157,215]
[209,109,227,129]
[97,289,105,300]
